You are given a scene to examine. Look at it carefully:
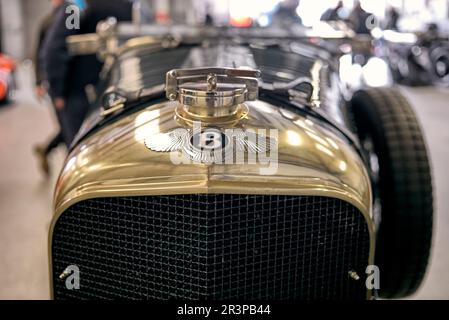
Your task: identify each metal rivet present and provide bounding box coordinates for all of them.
[348,270,360,281]
[59,267,72,280]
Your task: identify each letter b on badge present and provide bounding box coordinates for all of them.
[199,131,222,150]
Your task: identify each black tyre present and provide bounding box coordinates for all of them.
[350,88,433,298]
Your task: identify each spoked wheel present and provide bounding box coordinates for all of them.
[351,88,434,298]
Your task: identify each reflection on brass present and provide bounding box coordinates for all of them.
[51,100,373,218]
[175,103,249,127]
[206,73,218,92]
[49,100,374,299]
[49,63,374,299]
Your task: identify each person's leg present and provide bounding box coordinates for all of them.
[34,130,65,176]
[34,102,66,176]
[33,144,50,176]
[56,104,73,147]
[45,131,64,155]
[61,92,90,147]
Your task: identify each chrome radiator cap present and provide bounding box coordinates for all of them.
[166,67,260,121]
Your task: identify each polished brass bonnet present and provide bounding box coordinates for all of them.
[166,67,260,123]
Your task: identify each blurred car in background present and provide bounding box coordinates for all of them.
[0,53,16,105]
[382,24,449,87]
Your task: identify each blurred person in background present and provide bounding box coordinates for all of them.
[422,23,440,45]
[320,1,343,22]
[348,1,373,35]
[204,3,214,26]
[132,0,154,24]
[271,0,302,29]
[42,0,132,149]
[35,0,65,100]
[384,5,400,31]
[33,0,65,176]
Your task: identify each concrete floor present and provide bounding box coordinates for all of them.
[0,63,448,300]
[400,85,449,300]
[0,63,65,299]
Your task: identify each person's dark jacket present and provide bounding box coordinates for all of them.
[320,8,340,21]
[35,7,60,86]
[42,0,132,99]
[385,8,399,30]
[349,8,372,35]
[271,5,303,28]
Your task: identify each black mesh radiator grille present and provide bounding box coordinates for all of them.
[52,195,371,300]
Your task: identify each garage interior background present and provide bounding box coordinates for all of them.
[0,0,448,299]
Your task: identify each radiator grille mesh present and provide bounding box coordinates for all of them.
[52,195,370,300]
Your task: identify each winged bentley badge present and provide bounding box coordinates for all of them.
[144,122,278,173]
[143,67,279,175]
